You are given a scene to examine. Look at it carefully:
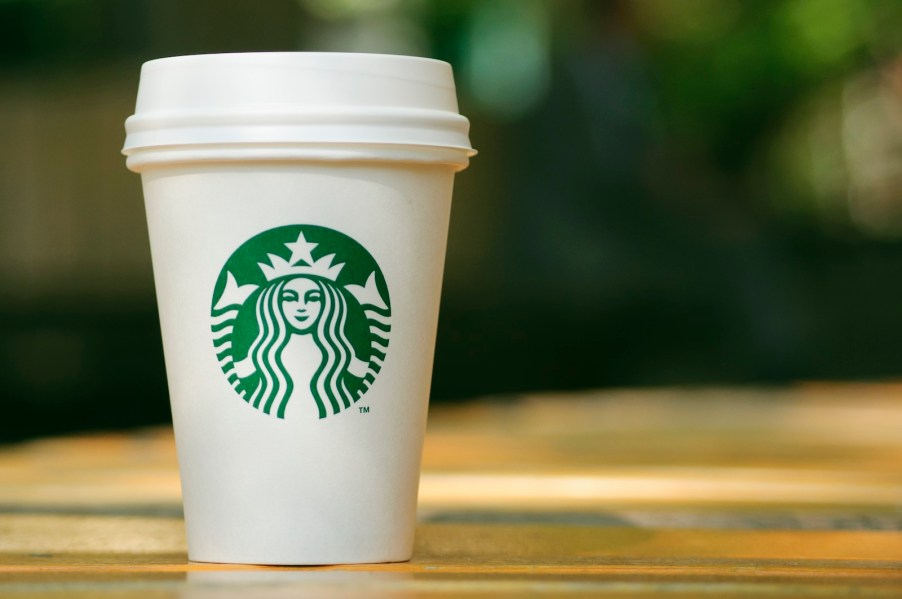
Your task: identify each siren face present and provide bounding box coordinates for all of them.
[280,277,323,333]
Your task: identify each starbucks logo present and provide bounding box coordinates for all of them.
[211,225,390,420]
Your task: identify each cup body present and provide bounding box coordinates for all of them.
[141,162,453,564]
[123,53,473,565]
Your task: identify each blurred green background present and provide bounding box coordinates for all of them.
[2,0,901,441]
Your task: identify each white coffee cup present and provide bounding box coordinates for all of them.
[123,52,474,565]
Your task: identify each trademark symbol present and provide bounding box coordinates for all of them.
[359,406,370,414]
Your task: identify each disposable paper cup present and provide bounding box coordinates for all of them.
[122,53,474,565]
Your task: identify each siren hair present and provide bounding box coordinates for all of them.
[244,275,362,419]
[246,280,294,418]
[309,278,360,418]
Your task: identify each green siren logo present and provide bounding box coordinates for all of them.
[211,225,390,420]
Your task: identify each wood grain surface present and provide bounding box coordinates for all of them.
[1,384,900,597]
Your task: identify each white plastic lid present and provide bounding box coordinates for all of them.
[122,52,475,171]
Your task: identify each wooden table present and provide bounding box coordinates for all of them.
[1,385,900,597]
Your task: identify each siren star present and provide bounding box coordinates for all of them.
[284,232,318,266]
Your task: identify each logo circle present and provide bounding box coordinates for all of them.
[211,225,391,420]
